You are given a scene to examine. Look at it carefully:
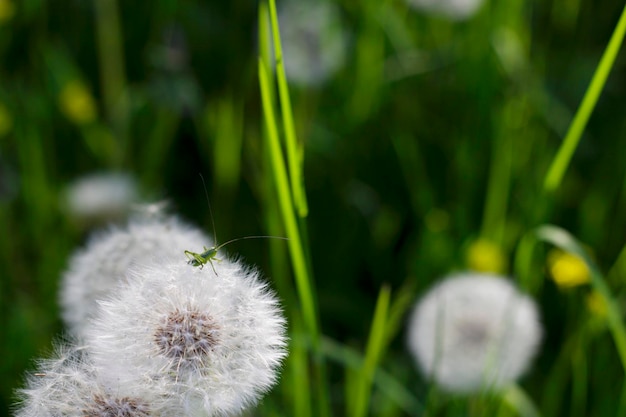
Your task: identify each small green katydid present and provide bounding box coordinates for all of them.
[185,235,288,275]
[184,174,287,275]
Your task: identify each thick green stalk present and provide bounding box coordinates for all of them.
[266,0,308,217]
[260,57,331,417]
[259,58,320,346]
[351,285,391,417]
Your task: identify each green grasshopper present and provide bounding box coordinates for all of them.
[185,235,288,275]
[184,175,287,275]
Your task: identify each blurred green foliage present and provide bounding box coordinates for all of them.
[2,0,626,415]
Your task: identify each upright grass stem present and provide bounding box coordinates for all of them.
[500,384,541,417]
[259,58,318,356]
[259,54,330,417]
[93,0,127,142]
[543,1,626,192]
[481,113,513,244]
[258,8,316,416]
[266,0,308,218]
[350,285,391,417]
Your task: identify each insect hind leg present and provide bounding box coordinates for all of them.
[207,259,218,276]
[184,250,206,268]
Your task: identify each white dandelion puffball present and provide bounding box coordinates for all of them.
[15,344,162,417]
[60,216,210,339]
[407,273,542,393]
[63,172,139,223]
[406,0,485,20]
[277,0,348,87]
[86,259,288,416]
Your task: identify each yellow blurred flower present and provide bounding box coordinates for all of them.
[0,102,13,136]
[586,291,607,318]
[0,0,15,23]
[59,80,97,125]
[465,238,507,274]
[548,249,590,288]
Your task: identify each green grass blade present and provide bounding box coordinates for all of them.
[543,1,626,192]
[208,96,244,191]
[259,1,274,104]
[322,336,424,415]
[570,344,588,417]
[266,0,308,218]
[290,320,313,417]
[501,383,541,417]
[535,225,626,373]
[481,105,514,243]
[351,285,391,417]
[259,7,330,414]
[259,57,320,345]
[513,231,543,294]
[93,0,128,140]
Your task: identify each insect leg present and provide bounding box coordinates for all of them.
[207,259,218,276]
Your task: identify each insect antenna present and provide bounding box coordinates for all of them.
[215,235,289,251]
[198,173,219,246]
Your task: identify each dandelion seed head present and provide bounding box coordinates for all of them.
[154,307,220,368]
[60,215,210,339]
[87,259,288,416]
[277,0,348,87]
[63,172,138,224]
[84,394,151,417]
[406,0,484,20]
[407,273,542,393]
[14,344,157,417]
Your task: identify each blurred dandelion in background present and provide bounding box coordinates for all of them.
[548,249,590,289]
[407,273,542,393]
[277,0,348,87]
[148,26,201,114]
[405,0,485,20]
[58,80,98,125]
[62,172,138,225]
[86,259,287,416]
[60,214,209,339]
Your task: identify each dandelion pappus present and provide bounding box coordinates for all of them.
[184,174,287,276]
